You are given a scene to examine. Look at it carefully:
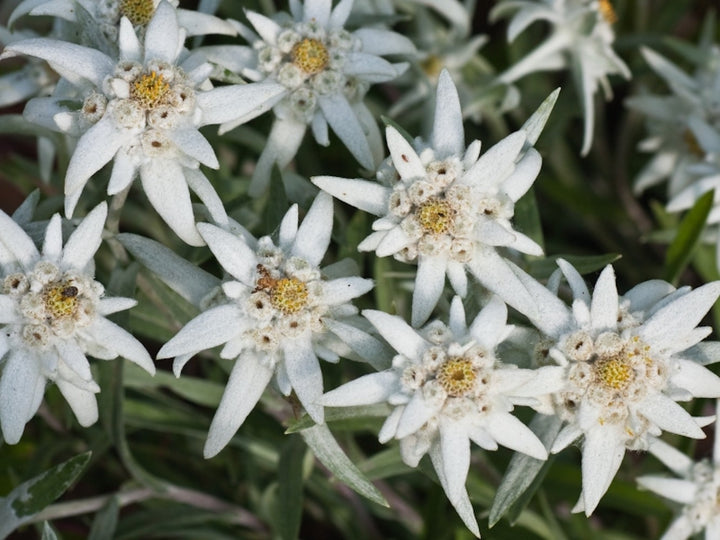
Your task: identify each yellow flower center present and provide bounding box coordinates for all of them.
[44,283,79,319]
[292,39,329,75]
[270,277,309,314]
[598,0,617,24]
[130,71,170,109]
[594,356,634,390]
[421,55,443,79]
[417,199,454,235]
[683,129,705,157]
[120,0,156,26]
[437,358,477,397]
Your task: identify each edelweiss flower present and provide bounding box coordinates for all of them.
[637,412,720,540]
[157,192,381,458]
[1,1,286,245]
[321,296,560,537]
[491,0,630,155]
[628,42,720,197]
[513,259,720,515]
[313,70,549,326]
[0,203,155,444]
[9,0,235,55]
[201,0,414,195]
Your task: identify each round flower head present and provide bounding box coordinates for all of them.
[637,413,720,540]
[0,203,154,444]
[157,192,382,458]
[492,0,630,155]
[9,0,236,55]
[512,259,720,515]
[314,70,550,326]
[199,0,415,196]
[321,296,563,537]
[0,1,287,245]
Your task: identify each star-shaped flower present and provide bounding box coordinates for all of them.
[0,202,155,444]
[1,1,287,245]
[637,409,720,540]
[321,296,561,537]
[313,70,552,326]
[157,192,383,458]
[200,0,414,195]
[492,0,630,155]
[513,259,720,515]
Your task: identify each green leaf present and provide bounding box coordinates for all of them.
[263,164,290,235]
[664,189,713,284]
[527,253,621,280]
[88,496,119,540]
[124,363,224,408]
[513,186,544,251]
[489,414,563,527]
[300,424,388,507]
[0,452,92,539]
[521,88,560,147]
[275,435,306,540]
[41,522,59,540]
[285,404,391,433]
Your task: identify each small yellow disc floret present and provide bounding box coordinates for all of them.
[292,39,330,75]
[120,0,156,26]
[595,356,634,390]
[598,0,617,24]
[421,55,443,80]
[271,277,309,314]
[438,358,477,397]
[131,71,170,109]
[417,199,454,235]
[44,283,79,319]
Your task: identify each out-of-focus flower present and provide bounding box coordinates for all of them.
[1,1,287,245]
[157,192,383,458]
[200,0,414,195]
[0,202,154,444]
[492,0,630,155]
[313,70,553,326]
[513,259,720,515]
[321,296,561,537]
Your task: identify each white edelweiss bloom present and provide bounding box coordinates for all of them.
[200,0,415,196]
[321,296,563,537]
[313,70,549,327]
[627,39,720,198]
[9,0,236,55]
[636,405,720,540]
[0,202,155,444]
[156,192,383,458]
[0,1,287,246]
[491,0,630,155]
[511,258,720,516]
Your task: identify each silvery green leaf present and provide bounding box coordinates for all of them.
[41,522,59,540]
[300,424,388,507]
[521,88,560,147]
[0,452,91,539]
[275,435,306,540]
[11,190,40,225]
[489,414,562,527]
[118,232,220,307]
[88,496,118,540]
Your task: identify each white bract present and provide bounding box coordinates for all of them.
[0,203,155,444]
[321,296,560,537]
[492,0,630,155]
[313,70,548,326]
[0,1,287,245]
[514,259,720,515]
[201,0,414,195]
[637,411,720,540]
[157,192,382,458]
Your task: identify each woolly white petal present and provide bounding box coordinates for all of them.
[322,319,390,371]
[637,393,706,438]
[185,168,228,228]
[320,371,398,406]
[304,0,331,26]
[197,223,257,286]
[86,317,155,375]
[486,412,547,459]
[446,261,468,297]
[0,350,42,444]
[0,296,18,324]
[167,128,218,168]
[321,277,373,305]
[198,83,286,127]
[429,444,480,537]
[245,10,281,44]
[463,131,525,188]
[551,423,583,453]
[468,296,507,350]
[144,1,180,64]
[61,202,107,270]
[557,259,591,305]
[440,421,470,504]
[283,336,324,424]
[386,126,426,181]
[624,280,676,313]
[672,359,720,398]
[396,391,436,439]
[364,310,428,360]
[581,425,626,515]
[432,70,464,159]
[318,93,374,169]
[378,406,403,443]
[590,265,618,331]
[636,476,698,504]
[118,17,142,62]
[374,226,412,257]
[107,148,137,195]
[411,255,447,327]
[204,353,274,457]
[311,176,390,216]
[97,297,137,316]
[247,116,305,196]
[504,147,542,202]
[0,210,38,268]
[448,296,466,336]
[42,214,63,262]
[292,191,333,267]
[56,379,98,427]
[279,205,299,251]
[158,304,244,359]
[353,28,415,56]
